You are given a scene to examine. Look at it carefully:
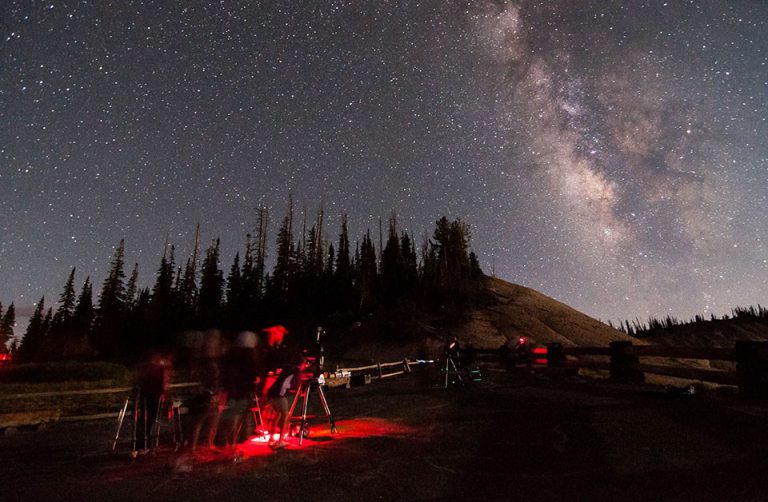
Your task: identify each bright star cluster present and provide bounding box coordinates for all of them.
[1,0,766,326]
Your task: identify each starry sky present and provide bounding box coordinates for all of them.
[1,0,767,328]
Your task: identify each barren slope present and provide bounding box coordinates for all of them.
[451,276,636,349]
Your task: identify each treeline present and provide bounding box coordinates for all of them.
[609,304,768,337]
[12,202,483,363]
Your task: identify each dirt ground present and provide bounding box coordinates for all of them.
[3,369,768,501]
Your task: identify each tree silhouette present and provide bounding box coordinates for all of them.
[17,297,47,362]
[92,239,127,358]
[72,277,94,347]
[52,268,77,333]
[198,238,224,328]
[0,302,15,353]
[271,196,295,298]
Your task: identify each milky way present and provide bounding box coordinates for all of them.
[1,1,766,328]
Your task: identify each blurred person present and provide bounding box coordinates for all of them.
[190,329,225,451]
[266,352,306,449]
[221,331,259,447]
[136,350,173,450]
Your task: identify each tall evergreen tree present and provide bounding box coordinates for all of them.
[272,196,295,296]
[198,238,224,328]
[400,232,418,290]
[0,302,15,353]
[254,205,269,298]
[151,245,176,312]
[427,217,480,308]
[179,224,200,312]
[98,239,127,315]
[17,297,46,362]
[52,268,77,331]
[355,231,378,312]
[125,263,140,310]
[381,213,403,300]
[240,234,260,323]
[335,213,351,282]
[72,277,94,342]
[225,252,243,327]
[92,239,127,358]
[333,213,353,312]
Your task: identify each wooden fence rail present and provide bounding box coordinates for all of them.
[544,340,768,397]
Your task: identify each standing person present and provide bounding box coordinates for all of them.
[136,351,172,451]
[221,331,259,448]
[267,353,306,449]
[190,329,225,452]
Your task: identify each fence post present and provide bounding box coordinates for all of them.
[609,341,644,384]
[546,343,564,368]
[377,362,383,379]
[735,341,768,399]
[403,358,411,373]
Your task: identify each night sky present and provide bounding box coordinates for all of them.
[1,1,766,328]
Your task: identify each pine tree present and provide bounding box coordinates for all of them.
[72,277,94,342]
[225,252,243,327]
[381,213,403,300]
[179,224,200,312]
[334,213,353,312]
[99,239,127,315]
[326,243,335,278]
[198,238,224,328]
[125,263,140,310]
[241,207,268,325]
[272,196,295,296]
[151,245,176,313]
[400,231,418,290]
[422,217,481,309]
[52,268,77,332]
[241,234,260,323]
[0,302,15,353]
[17,297,47,362]
[355,231,378,312]
[92,239,127,358]
[335,213,351,283]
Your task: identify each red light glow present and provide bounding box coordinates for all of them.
[228,418,417,461]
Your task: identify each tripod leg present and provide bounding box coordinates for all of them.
[112,396,130,453]
[316,385,336,434]
[252,394,264,432]
[172,400,183,450]
[151,395,163,450]
[299,384,311,445]
[449,357,464,385]
[131,391,140,456]
[284,386,303,443]
[140,395,149,453]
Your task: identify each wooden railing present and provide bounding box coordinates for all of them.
[540,341,768,395]
[335,358,432,381]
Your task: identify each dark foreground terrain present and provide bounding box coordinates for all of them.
[4,370,768,501]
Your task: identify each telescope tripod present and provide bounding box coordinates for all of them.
[443,354,464,388]
[231,392,267,442]
[288,378,337,445]
[112,388,183,457]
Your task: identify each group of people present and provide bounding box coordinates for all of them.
[189,326,312,451]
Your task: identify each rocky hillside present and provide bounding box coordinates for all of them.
[448,276,635,349]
